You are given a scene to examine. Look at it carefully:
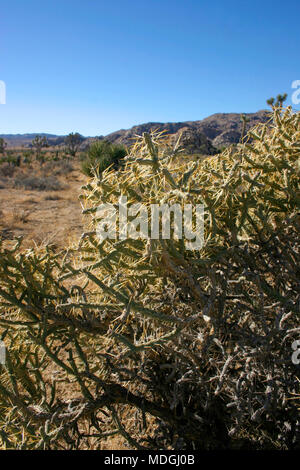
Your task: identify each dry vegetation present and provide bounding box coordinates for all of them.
[0,153,85,249]
[0,107,299,450]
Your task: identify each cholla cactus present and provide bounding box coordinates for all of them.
[0,107,299,450]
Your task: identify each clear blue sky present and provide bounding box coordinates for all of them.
[1,0,299,136]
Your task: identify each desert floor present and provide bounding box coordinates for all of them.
[0,161,86,250]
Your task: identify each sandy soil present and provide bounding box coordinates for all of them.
[0,163,86,250]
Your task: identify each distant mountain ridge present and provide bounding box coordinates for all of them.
[1,110,270,154]
[0,133,66,148]
[104,110,269,150]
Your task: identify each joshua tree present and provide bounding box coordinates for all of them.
[65,132,84,157]
[32,135,48,161]
[0,138,7,154]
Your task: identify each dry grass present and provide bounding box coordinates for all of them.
[0,158,85,249]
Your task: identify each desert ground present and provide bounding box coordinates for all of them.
[0,156,85,250]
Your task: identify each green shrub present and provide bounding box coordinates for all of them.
[81,140,127,177]
[52,150,60,161]
[22,150,33,164]
[0,107,299,450]
[0,155,21,168]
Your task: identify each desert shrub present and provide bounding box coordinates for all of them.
[41,160,73,176]
[44,194,62,201]
[52,150,60,161]
[0,155,21,167]
[81,140,127,177]
[13,175,64,191]
[79,151,87,161]
[0,162,16,178]
[22,150,33,164]
[0,107,299,450]
[36,151,48,165]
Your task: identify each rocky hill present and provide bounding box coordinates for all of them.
[1,110,270,154]
[104,110,269,153]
